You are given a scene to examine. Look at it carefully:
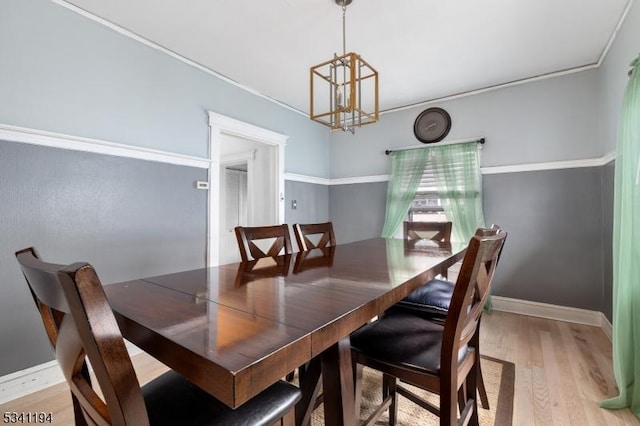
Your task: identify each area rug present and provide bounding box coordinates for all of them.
[311,355,515,425]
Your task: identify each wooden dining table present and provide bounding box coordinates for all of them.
[104,237,466,425]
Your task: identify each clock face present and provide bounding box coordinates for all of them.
[413,108,451,144]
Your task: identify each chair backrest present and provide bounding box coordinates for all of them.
[403,221,452,244]
[15,248,149,426]
[234,224,293,262]
[441,227,506,378]
[293,222,336,251]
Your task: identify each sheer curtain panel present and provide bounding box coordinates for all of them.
[431,141,486,242]
[381,148,430,238]
[600,55,640,419]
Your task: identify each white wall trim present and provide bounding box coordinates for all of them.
[381,64,600,114]
[53,0,635,118]
[284,173,331,186]
[0,342,141,405]
[288,151,617,186]
[481,151,616,175]
[0,123,210,169]
[207,112,288,267]
[597,0,637,67]
[330,175,391,186]
[491,296,612,342]
[51,0,305,118]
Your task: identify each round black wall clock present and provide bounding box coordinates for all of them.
[413,107,451,144]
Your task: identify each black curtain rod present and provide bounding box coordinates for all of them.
[385,138,485,155]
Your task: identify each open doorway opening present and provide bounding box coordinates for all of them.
[208,112,288,266]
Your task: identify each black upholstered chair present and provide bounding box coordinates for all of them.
[351,227,507,425]
[391,224,505,410]
[15,247,301,426]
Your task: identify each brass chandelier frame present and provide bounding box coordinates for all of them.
[310,0,379,133]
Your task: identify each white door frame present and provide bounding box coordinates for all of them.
[207,112,287,266]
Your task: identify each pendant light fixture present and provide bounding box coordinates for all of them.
[310,0,379,133]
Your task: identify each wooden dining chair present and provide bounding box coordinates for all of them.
[404,221,452,244]
[403,221,453,278]
[351,227,507,426]
[15,247,301,426]
[293,222,336,252]
[235,224,293,262]
[392,224,505,409]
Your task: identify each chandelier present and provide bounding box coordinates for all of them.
[310,0,379,133]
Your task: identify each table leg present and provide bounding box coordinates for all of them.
[296,358,322,426]
[320,337,357,426]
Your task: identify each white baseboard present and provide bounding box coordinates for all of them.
[0,342,142,405]
[491,296,613,341]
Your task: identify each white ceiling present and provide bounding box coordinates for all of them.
[62,0,631,114]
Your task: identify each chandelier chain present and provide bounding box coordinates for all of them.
[342,1,347,56]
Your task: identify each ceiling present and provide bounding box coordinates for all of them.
[62,0,631,114]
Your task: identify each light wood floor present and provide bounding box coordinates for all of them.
[2,311,639,425]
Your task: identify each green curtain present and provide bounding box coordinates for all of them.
[600,55,640,419]
[431,141,486,242]
[381,148,430,238]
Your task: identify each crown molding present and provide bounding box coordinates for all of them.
[52,0,636,117]
[51,0,305,118]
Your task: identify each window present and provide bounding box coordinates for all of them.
[408,163,448,222]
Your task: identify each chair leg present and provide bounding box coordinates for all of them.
[477,359,489,409]
[440,379,458,426]
[384,374,398,426]
[353,361,364,421]
[72,394,89,426]
[465,362,480,426]
[458,384,466,414]
[472,322,489,410]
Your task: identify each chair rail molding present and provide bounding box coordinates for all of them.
[0,123,210,169]
[284,150,617,186]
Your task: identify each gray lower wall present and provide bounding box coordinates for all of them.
[284,180,330,248]
[483,167,604,311]
[329,182,388,244]
[329,166,611,313]
[0,140,208,376]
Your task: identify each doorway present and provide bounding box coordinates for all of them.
[208,112,288,266]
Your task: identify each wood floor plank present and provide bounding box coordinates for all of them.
[2,312,639,425]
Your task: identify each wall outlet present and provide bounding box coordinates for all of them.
[291,200,297,210]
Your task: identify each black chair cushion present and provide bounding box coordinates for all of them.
[393,278,454,317]
[143,371,301,426]
[351,311,467,374]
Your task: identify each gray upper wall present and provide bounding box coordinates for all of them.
[0,0,330,178]
[328,0,637,179]
[600,1,640,153]
[330,69,603,178]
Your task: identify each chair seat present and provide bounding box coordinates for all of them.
[351,312,467,374]
[393,278,454,317]
[144,371,301,426]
